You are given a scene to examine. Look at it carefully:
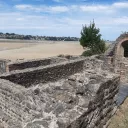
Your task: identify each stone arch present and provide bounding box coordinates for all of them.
[105,33,128,82]
[113,33,128,82]
[116,37,128,58]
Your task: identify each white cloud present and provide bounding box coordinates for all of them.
[15,5,43,12]
[15,5,32,10]
[15,2,128,14]
[1,11,128,30]
[0,12,127,40]
[16,18,25,21]
[52,0,62,2]
[113,2,128,8]
[50,6,69,12]
[114,16,128,24]
[15,4,69,13]
[2,1,128,40]
[57,18,86,26]
[11,0,22,1]
[79,2,128,13]
[80,5,110,12]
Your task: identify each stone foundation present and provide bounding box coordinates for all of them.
[0,55,82,74]
[7,57,68,72]
[0,58,85,87]
[0,56,119,128]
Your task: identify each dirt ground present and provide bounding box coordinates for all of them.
[108,98,128,128]
[0,40,84,61]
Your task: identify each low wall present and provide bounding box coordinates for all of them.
[68,76,119,128]
[8,57,68,72]
[0,57,120,128]
[0,79,30,128]
[114,61,128,83]
[0,70,120,128]
[106,55,128,83]
[0,58,85,87]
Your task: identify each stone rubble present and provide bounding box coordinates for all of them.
[0,56,120,128]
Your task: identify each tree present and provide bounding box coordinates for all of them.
[80,20,106,56]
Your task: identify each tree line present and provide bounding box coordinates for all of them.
[0,32,79,41]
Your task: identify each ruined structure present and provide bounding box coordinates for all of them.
[105,32,128,82]
[0,55,119,128]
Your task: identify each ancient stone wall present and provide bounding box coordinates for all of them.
[0,58,85,87]
[0,56,120,128]
[104,33,128,82]
[68,75,119,128]
[7,57,68,72]
[0,70,119,128]
[0,79,29,127]
[83,57,104,70]
[0,79,45,128]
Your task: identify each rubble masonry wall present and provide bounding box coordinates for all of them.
[0,57,120,128]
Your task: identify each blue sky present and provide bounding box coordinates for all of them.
[1,0,128,40]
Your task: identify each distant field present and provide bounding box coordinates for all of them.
[0,39,84,61]
[0,43,37,51]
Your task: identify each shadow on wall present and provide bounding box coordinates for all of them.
[121,41,128,57]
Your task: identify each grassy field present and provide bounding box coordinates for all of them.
[0,40,84,61]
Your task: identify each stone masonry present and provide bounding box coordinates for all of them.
[0,55,119,128]
[105,32,128,83]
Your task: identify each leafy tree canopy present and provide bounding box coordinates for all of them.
[80,20,106,56]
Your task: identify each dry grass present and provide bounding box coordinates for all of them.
[108,98,128,128]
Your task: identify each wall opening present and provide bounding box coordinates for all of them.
[122,41,128,57]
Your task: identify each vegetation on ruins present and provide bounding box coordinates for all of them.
[80,20,106,56]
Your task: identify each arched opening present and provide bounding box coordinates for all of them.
[122,40,128,57]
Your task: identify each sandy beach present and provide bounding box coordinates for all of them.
[0,40,84,61]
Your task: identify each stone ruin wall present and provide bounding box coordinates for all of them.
[114,33,128,59]
[0,56,120,128]
[104,33,128,83]
[7,57,68,72]
[68,76,119,128]
[0,74,119,128]
[0,55,81,73]
[0,80,30,128]
[113,33,128,82]
[0,58,85,87]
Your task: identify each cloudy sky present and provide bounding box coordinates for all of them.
[1,0,128,40]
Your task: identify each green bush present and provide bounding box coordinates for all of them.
[82,50,95,57]
[80,20,106,56]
